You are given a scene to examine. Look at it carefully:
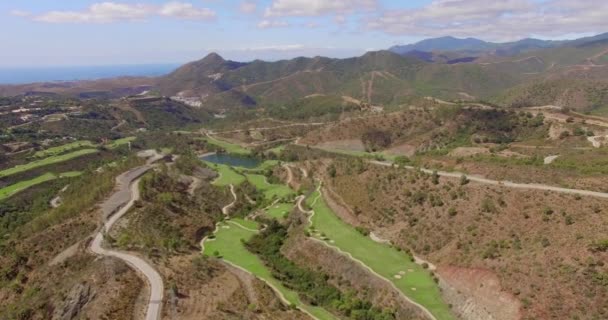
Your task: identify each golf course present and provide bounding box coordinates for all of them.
[0,149,98,178]
[202,218,337,320]
[199,135,451,319]
[245,173,293,199]
[306,189,454,320]
[0,171,82,200]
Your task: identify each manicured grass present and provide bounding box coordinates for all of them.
[206,163,246,186]
[267,144,287,154]
[203,136,251,155]
[307,190,454,320]
[34,140,95,158]
[265,203,294,219]
[0,149,99,178]
[246,174,294,199]
[203,219,336,320]
[107,136,136,149]
[0,171,82,200]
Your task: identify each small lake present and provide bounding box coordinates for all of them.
[200,153,262,168]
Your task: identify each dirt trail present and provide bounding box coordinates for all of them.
[371,160,608,199]
[283,164,294,186]
[222,184,237,215]
[209,122,327,135]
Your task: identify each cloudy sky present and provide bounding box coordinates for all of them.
[2,0,607,66]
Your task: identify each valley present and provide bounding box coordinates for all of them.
[2,31,608,320]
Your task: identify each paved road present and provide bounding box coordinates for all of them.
[371,160,608,199]
[90,154,164,320]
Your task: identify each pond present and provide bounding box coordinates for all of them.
[200,153,262,168]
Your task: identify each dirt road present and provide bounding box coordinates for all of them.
[371,160,608,199]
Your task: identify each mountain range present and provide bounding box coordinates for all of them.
[155,32,608,113]
[389,33,608,58]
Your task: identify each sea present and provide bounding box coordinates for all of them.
[0,64,180,84]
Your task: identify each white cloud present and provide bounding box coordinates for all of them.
[367,0,608,41]
[257,19,289,29]
[20,1,216,24]
[239,1,257,14]
[10,10,31,17]
[264,0,377,17]
[159,1,216,20]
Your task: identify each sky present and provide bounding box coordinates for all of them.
[1,0,608,67]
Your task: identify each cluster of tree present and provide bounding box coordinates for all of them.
[361,129,392,152]
[246,221,396,320]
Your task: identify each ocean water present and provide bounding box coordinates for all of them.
[0,64,180,84]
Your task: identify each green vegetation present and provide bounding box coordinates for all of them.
[247,221,396,320]
[0,156,143,243]
[203,219,336,320]
[206,163,246,186]
[0,171,83,201]
[33,140,95,158]
[107,136,136,149]
[307,189,454,320]
[265,203,294,219]
[0,149,98,178]
[203,136,251,155]
[245,173,293,199]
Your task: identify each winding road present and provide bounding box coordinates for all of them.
[370,160,608,199]
[90,153,164,320]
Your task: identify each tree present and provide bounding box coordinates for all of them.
[460,174,469,185]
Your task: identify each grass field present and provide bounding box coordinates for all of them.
[206,163,246,186]
[246,174,294,199]
[34,140,95,158]
[0,171,82,201]
[265,203,294,219]
[203,218,336,320]
[0,149,98,178]
[307,190,454,320]
[107,136,136,149]
[203,136,251,155]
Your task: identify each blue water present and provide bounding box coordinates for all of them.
[200,153,262,169]
[0,64,180,84]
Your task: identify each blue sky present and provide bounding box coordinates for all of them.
[1,0,607,66]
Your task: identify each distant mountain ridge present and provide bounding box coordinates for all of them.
[389,33,608,57]
[156,32,608,113]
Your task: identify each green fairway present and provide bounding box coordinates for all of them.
[203,136,251,155]
[107,136,136,149]
[267,144,287,154]
[307,190,454,320]
[203,219,336,320]
[0,171,82,201]
[265,203,294,219]
[206,163,246,186]
[34,140,95,158]
[246,174,294,199]
[0,149,98,178]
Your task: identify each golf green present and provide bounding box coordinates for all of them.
[207,163,246,186]
[265,203,294,219]
[246,174,293,199]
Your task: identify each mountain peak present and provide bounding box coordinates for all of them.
[201,52,225,63]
